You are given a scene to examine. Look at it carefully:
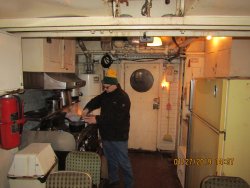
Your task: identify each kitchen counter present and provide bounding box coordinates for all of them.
[20,130,76,151]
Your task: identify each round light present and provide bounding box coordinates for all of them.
[147,37,162,46]
[206,35,212,40]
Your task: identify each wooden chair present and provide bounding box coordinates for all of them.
[46,171,92,188]
[65,151,101,187]
[200,175,249,188]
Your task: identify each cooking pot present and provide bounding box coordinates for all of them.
[65,117,85,132]
[46,97,63,112]
[60,90,72,107]
[71,88,80,97]
[71,88,82,102]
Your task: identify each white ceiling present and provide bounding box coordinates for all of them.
[0,0,250,37]
[0,0,112,18]
[185,0,250,16]
[1,0,250,19]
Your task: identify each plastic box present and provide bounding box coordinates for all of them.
[8,143,57,188]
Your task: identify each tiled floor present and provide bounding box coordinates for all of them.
[113,150,183,188]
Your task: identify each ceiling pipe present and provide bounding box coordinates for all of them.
[112,0,117,17]
[176,0,185,16]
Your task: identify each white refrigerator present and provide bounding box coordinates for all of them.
[186,78,250,188]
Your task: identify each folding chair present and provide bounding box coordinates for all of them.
[200,175,249,188]
[65,151,101,187]
[46,171,92,188]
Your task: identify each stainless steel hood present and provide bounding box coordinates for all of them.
[23,72,86,89]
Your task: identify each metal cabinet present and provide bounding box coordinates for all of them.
[22,38,75,73]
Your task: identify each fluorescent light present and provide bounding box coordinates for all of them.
[147,37,162,46]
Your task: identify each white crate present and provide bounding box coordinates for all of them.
[8,164,57,188]
[8,143,57,177]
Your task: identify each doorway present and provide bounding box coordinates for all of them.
[124,62,160,151]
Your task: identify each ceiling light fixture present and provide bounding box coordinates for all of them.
[147,37,162,47]
[206,35,212,40]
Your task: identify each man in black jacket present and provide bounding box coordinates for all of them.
[82,69,133,188]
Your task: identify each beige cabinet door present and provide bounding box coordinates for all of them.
[22,38,75,73]
[22,38,44,71]
[216,49,231,77]
[0,32,23,94]
[124,62,160,151]
[63,38,76,73]
[44,38,64,72]
[204,52,217,77]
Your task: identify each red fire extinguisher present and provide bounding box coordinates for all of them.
[0,94,25,149]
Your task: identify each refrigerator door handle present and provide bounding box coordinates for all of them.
[213,85,218,97]
[192,113,225,135]
[189,79,195,111]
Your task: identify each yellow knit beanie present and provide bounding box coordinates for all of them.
[103,69,118,85]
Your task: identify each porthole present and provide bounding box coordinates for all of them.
[130,69,154,92]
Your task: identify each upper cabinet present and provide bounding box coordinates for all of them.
[22,38,76,73]
[63,39,76,72]
[0,32,23,95]
[204,37,250,77]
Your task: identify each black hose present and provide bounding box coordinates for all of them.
[77,39,87,52]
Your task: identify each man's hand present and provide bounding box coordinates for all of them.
[81,108,89,118]
[83,115,97,124]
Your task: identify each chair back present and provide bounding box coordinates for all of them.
[46,171,92,188]
[65,151,101,187]
[200,175,249,188]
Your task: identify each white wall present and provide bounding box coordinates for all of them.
[158,63,180,151]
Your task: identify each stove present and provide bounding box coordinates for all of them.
[24,108,49,120]
[24,108,67,131]
[24,108,100,152]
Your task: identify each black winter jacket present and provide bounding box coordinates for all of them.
[84,85,131,141]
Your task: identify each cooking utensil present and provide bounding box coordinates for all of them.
[65,117,85,132]
[46,97,63,112]
[71,88,82,102]
[71,88,80,97]
[60,90,72,107]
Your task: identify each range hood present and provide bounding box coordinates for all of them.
[23,72,86,89]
